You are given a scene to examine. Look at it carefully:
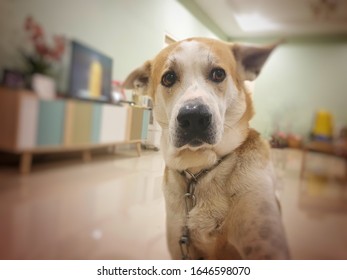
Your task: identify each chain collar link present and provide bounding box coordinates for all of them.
[177,154,229,260]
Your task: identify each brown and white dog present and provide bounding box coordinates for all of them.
[124,37,290,260]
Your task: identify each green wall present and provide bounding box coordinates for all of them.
[249,39,347,139]
[1,0,346,138]
[0,0,217,90]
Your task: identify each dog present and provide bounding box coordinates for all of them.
[123,37,290,260]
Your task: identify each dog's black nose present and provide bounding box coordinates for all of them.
[177,103,212,131]
[175,101,215,148]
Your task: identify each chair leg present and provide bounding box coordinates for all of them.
[300,148,307,180]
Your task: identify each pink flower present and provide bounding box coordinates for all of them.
[31,25,44,42]
[34,42,48,57]
[23,15,65,63]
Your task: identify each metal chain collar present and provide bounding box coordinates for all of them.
[177,155,228,260]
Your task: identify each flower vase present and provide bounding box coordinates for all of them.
[31,73,56,100]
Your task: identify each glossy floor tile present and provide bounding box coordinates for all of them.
[273,149,347,259]
[0,148,346,259]
[0,151,169,259]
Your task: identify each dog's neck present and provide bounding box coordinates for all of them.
[163,126,249,174]
[179,152,230,180]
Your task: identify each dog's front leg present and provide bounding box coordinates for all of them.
[166,212,185,260]
[227,190,290,260]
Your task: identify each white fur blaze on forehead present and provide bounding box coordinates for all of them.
[168,40,210,68]
[175,40,209,55]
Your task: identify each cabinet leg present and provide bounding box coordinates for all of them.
[82,150,92,162]
[136,142,141,157]
[20,153,32,174]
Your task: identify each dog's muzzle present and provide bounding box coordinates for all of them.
[175,101,215,148]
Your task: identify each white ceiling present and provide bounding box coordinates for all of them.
[192,0,347,38]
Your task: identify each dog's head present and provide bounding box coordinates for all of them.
[124,38,277,170]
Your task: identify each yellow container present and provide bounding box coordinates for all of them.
[312,110,333,138]
[89,60,102,98]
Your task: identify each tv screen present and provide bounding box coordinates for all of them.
[69,40,112,102]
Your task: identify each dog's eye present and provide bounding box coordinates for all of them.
[209,68,226,83]
[161,71,177,88]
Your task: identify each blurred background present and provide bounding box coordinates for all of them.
[0,0,346,259]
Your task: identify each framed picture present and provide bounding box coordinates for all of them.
[1,69,26,89]
[69,40,112,102]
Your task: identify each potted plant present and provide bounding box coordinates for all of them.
[22,16,65,97]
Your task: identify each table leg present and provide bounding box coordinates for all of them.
[20,152,32,174]
[82,150,92,162]
[136,142,141,157]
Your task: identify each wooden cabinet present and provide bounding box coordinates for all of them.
[0,87,150,173]
[0,88,38,151]
[36,100,66,146]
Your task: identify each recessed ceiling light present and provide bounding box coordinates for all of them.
[234,13,279,32]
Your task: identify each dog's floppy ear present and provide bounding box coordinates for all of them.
[232,42,279,81]
[123,60,152,91]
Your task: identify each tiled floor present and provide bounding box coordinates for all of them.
[273,149,347,259]
[0,148,346,259]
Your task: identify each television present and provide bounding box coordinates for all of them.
[69,40,112,102]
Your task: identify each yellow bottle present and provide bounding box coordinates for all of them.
[88,60,102,98]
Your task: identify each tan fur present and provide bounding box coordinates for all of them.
[124,37,289,259]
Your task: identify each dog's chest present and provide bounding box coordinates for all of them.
[184,181,230,252]
[165,169,233,256]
